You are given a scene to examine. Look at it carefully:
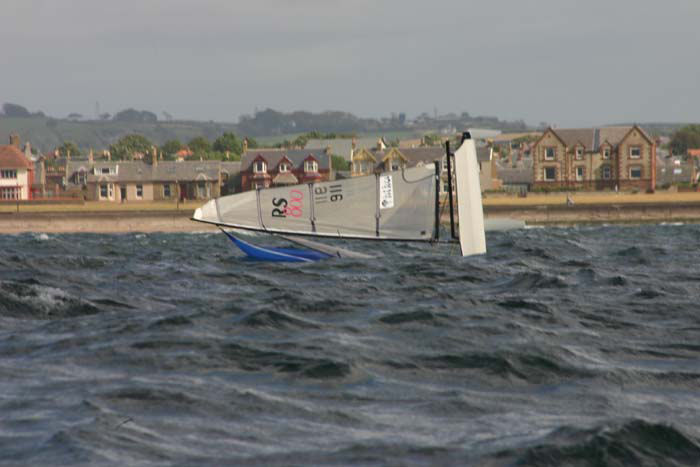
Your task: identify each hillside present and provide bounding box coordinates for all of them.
[0,116,240,153]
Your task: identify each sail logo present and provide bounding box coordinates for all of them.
[379,175,394,209]
[271,189,304,218]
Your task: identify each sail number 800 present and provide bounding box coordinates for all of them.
[271,189,304,218]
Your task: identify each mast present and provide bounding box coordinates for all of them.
[434,162,440,241]
[445,141,456,239]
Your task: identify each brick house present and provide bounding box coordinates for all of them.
[0,134,34,200]
[239,149,332,191]
[532,125,655,191]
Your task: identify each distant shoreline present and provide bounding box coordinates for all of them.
[2,201,700,234]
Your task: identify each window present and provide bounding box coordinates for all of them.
[100,184,108,198]
[305,160,318,172]
[0,187,20,199]
[136,184,143,198]
[164,184,171,197]
[96,166,116,175]
[279,162,290,173]
[576,166,585,181]
[602,166,612,180]
[1,169,17,179]
[544,167,556,181]
[603,148,611,159]
[629,146,641,158]
[78,170,87,185]
[575,147,584,160]
[391,162,400,171]
[629,166,642,179]
[544,147,556,160]
[197,182,206,198]
[254,160,267,173]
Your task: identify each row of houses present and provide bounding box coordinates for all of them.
[0,125,693,202]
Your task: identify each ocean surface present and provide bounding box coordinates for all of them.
[2,224,700,466]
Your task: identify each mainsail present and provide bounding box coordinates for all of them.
[193,163,438,241]
[193,136,488,256]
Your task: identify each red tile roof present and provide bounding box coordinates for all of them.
[687,149,700,157]
[0,145,32,169]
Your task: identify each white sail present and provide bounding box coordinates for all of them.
[194,164,438,241]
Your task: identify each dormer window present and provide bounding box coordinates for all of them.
[603,147,611,159]
[95,166,116,175]
[254,160,267,173]
[629,146,641,158]
[544,147,556,160]
[305,160,318,172]
[575,147,584,160]
[279,162,290,173]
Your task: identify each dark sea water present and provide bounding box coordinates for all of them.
[2,224,700,466]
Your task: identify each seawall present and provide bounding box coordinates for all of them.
[2,202,700,234]
[0,210,216,234]
[484,201,700,225]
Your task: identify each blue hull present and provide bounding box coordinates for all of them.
[221,230,332,262]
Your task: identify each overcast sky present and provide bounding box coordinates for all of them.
[2,0,698,127]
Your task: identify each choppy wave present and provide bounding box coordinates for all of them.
[1,225,700,465]
[0,279,101,319]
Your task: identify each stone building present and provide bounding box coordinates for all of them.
[63,156,240,202]
[532,125,655,191]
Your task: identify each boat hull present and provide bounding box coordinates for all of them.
[221,230,331,262]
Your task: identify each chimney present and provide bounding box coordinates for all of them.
[24,142,32,159]
[88,148,94,164]
[225,150,230,160]
[151,145,158,167]
[243,138,248,153]
[106,150,111,161]
[9,133,20,147]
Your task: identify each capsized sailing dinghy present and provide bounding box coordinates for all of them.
[192,133,486,260]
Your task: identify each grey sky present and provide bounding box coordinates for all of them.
[2,0,698,127]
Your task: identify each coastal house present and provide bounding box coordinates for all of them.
[0,134,34,200]
[61,156,240,202]
[239,149,331,191]
[531,125,656,191]
[350,142,499,193]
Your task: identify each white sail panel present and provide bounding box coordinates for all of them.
[378,166,436,239]
[311,176,378,237]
